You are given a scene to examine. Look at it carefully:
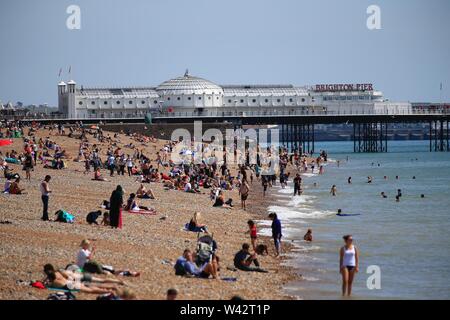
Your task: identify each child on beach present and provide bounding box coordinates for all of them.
[246,220,258,251]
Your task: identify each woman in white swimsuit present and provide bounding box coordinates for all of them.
[339,234,359,296]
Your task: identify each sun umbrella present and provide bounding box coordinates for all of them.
[0,139,13,147]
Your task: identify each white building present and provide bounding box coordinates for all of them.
[57,70,411,119]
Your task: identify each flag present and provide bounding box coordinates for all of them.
[58,68,62,77]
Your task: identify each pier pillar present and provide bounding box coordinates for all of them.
[353,122,388,153]
[429,120,449,152]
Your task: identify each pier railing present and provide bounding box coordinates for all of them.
[6,107,450,121]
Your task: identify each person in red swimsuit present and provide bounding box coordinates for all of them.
[246,220,258,251]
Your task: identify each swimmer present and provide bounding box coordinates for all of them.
[347,177,352,184]
[395,195,400,202]
[304,229,313,242]
[381,192,387,198]
[367,176,372,183]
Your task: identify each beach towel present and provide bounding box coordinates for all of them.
[127,209,156,215]
[221,277,237,282]
[5,157,20,164]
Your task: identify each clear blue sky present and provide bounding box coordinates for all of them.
[1,0,449,106]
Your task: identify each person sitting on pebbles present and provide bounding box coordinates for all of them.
[136,184,156,200]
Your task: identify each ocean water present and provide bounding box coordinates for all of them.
[268,140,450,300]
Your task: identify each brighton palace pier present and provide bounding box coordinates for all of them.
[57,70,412,120]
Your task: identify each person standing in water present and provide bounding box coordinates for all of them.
[268,212,282,257]
[293,174,302,196]
[330,185,337,196]
[304,229,313,242]
[339,235,359,296]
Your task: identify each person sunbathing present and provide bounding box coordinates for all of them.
[125,193,150,211]
[187,212,208,233]
[213,191,233,208]
[76,239,140,277]
[44,264,124,286]
[43,268,115,294]
[136,184,156,199]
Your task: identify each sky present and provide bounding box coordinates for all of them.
[0,0,449,106]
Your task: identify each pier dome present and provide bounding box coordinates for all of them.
[156,70,224,108]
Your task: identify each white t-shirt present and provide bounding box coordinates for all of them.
[76,249,91,268]
[184,182,192,192]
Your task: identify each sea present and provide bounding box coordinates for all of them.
[260,140,450,300]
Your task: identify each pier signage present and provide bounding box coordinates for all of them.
[314,83,373,92]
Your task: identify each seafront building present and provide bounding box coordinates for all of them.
[57,70,411,119]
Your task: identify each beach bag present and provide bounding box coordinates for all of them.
[55,210,75,223]
[47,292,76,300]
[196,242,214,265]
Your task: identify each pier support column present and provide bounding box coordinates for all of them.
[429,120,449,152]
[353,122,388,153]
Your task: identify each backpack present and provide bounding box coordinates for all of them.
[55,210,75,223]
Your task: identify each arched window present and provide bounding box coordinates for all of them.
[104,101,108,105]
[116,100,121,105]
[78,101,83,105]
[129,100,133,104]
[141,100,146,104]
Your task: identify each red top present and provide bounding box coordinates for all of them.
[250,225,257,238]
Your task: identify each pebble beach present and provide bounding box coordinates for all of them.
[0,126,297,300]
